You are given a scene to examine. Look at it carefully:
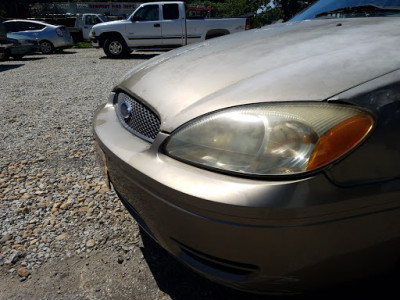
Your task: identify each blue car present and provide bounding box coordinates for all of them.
[5,33,40,60]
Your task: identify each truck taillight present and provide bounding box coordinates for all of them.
[245,19,250,30]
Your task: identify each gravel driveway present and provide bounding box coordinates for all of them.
[0,48,398,300]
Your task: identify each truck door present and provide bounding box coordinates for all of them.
[126,4,162,47]
[161,3,185,46]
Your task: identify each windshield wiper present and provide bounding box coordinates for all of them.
[315,4,400,18]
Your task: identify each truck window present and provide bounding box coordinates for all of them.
[85,15,96,25]
[133,5,159,21]
[163,4,180,20]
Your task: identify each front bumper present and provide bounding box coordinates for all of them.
[93,101,400,293]
[90,38,99,48]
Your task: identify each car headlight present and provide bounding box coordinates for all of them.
[164,103,374,177]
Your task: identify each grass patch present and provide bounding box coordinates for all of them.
[74,42,92,48]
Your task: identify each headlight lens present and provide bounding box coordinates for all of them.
[164,103,374,176]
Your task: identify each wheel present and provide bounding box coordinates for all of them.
[40,40,54,54]
[12,54,24,60]
[103,36,128,59]
[0,49,10,61]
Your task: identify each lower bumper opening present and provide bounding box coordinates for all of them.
[173,238,259,280]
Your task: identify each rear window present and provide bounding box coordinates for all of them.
[5,21,46,32]
[163,4,180,20]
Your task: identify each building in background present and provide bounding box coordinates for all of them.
[30,2,143,18]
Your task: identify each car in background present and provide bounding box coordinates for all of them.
[93,0,400,294]
[3,19,73,54]
[4,33,40,60]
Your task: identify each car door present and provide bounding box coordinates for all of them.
[126,4,162,47]
[161,3,185,46]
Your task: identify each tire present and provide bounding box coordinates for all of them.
[0,49,10,61]
[40,40,54,54]
[103,36,128,59]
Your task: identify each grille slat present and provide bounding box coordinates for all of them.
[115,92,160,142]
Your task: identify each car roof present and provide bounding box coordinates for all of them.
[4,19,58,28]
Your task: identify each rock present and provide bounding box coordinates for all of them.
[9,250,21,264]
[60,202,70,210]
[86,239,95,248]
[17,267,31,278]
[55,233,68,241]
[0,234,13,243]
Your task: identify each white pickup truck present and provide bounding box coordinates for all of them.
[90,1,250,58]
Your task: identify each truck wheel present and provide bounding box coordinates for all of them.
[103,37,128,59]
[40,41,54,54]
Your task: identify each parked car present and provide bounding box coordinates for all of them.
[3,33,40,60]
[93,0,400,294]
[3,19,73,54]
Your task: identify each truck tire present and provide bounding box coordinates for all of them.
[103,37,128,59]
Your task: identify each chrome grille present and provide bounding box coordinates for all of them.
[115,92,160,142]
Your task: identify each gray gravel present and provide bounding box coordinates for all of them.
[0,48,138,271]
[0,48,399,300]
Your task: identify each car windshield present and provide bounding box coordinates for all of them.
[290,0,400,21]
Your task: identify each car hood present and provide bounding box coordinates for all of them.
[94,19,126,29]
[117,17,400,133]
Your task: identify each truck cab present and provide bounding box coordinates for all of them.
[127,2,186,47]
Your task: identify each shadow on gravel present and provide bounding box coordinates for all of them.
[139,229,278,300]
[0,64,24,72]
[99,53,161,60]
[55,50,78,55]
[139,229,400,300]
[15,56,46,61]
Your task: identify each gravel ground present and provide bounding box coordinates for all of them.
[0,48,399,300]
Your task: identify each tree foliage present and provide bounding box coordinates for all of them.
[1,0,318,24]
[189,0,317,27]
[273,0,318,21]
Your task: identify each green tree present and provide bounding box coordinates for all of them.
[273,0,317,21]
[190,0,274,27]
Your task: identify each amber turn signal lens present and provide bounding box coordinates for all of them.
[307,114,374,171]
